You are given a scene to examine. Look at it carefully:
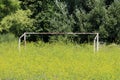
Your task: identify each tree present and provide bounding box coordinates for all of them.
[10,0,119,43]
[0,10,35,36]
[0,0,20,20]
[105,0,120,43]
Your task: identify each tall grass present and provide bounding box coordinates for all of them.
[0,41,120,80]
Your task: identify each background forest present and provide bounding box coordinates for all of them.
[0,0,120,43]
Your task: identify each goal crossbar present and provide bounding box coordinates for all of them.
[18,32,99,52]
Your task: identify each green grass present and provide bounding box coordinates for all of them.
[0,41,120,80]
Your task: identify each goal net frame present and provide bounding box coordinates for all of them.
[18,32,99,52]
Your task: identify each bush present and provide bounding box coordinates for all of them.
[0,33,16,43]
[0,10,35,36]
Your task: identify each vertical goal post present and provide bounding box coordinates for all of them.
[18,32,99,52]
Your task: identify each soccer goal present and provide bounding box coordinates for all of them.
[18,32,99,52]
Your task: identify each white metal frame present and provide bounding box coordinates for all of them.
[19,32,99,52]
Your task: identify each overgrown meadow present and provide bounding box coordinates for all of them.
[0,41,120,80]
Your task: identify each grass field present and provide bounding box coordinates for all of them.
[0,41,120,80]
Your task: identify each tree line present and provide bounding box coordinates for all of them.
[0,0,120,43]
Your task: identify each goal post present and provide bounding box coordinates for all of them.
[18,32,99,52]
[94,33,99,52]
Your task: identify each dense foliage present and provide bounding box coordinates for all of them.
[0,0,120,43]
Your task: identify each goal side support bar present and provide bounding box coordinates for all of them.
[94,33,99,52]
[18,32,99,52]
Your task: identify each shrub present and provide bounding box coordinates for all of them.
[0,33,16,43]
